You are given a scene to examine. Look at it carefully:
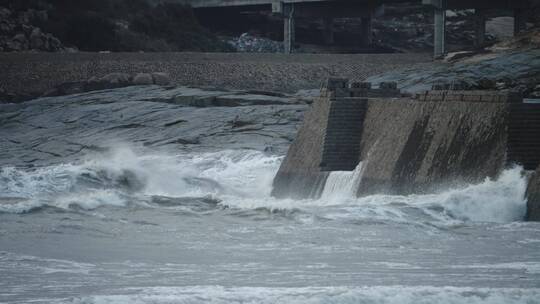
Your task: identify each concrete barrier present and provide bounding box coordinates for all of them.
[527,166,540,221]
[272,78,540,220]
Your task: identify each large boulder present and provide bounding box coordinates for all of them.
[29,27,44,49]
[526,166,540,221]
[44,71,173,98]
[152,72,171,86]
[0,8,11,20]
[133,73,154,85]
[100,73,131,85]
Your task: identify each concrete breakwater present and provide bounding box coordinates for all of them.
[527,166,540,221]
[272,78,540,219]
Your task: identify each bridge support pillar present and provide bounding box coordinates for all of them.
[514,8,527,36]
[283,3,295,54]
[433,6,446,59]
[474,9,486,47]
[361,14,373,47]
[323,17,334,45]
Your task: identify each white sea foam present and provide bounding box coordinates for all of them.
[0,147,281,213]
[220,166,528,224]
[451,262,540,274]
[64,286,540,304]
[0,251,95,275]
[320,162,365,200]
[0,146,530,224]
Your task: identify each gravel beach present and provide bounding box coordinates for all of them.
[0,52,432,96]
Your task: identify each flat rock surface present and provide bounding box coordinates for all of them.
[0,85,307,167]
[367,50,540,94]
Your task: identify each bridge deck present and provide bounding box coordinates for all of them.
[181,0,407,8]
[182,0,533,8]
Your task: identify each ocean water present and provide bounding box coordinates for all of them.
[1,88,540,303]
[1,147,540,304]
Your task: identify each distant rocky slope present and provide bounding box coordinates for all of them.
[367,30,540,98]
[2,1,537,54]
[0,7,65,52]
[0,0,232,52]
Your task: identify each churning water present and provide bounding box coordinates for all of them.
[1,88,539,303]
[1,147,540,304]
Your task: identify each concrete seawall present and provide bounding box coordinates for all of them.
[272,78,540,219]
[271,93,332,199]
[527,166,540,221]
[356,98,508,195]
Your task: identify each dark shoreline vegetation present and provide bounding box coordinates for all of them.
[0,0,234,52]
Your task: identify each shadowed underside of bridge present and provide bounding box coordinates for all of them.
[176,0,537,56]
[182,0,411,8]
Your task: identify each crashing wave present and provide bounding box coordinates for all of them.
[0,146,529,224]
[65,285,540,304]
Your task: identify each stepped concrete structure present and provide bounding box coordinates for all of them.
[178,0,538,56]
[271,78,540,220]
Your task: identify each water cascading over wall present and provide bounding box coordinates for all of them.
[272,78,540,203]
[271,79,400,199]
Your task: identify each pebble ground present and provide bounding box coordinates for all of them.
[0,52,432,95]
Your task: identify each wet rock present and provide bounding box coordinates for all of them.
[101,73,131,85]
[0,87,36,103]
[477,78,497,90]
[45,72,174,97]
[0,85,307,167]
[379,82,397,90]
[133,73,154,85]
[530,84,540,98]
[444,51,477,62]
[367,50,540,94]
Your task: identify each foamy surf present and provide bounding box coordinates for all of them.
[62,286,540,304]
[0,146,530,224]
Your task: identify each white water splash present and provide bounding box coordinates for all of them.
[320,162,365,200]
[0,147,530,224]
[64,285,540,304]
[0,147,281,213]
